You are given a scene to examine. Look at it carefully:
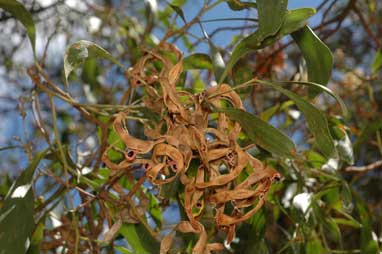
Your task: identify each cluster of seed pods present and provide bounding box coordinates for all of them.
[103,43,281,254]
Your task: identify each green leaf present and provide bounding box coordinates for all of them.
[183,53,213,70]
[354,193,380,254]
[81,58,101,88]
[257,0,288,38]
[0,0,36,58]
[274,80,348,117]
[168,3,186,23]
[232,59,253,86]
[260,81,335,158]
[220,7,315,83]
[160,176,180,199]
[371,49,382,75]
[306,237,327,254]
[0,150,47,254]
[218,108,297,158]
[226,0,257,11]
[260,8,316,47]
[148,192,162,228]
[354,120,382,154]
[312,201,342,246]
[27,222,45,254]
[292,26,333,96]
[119,223,160,254]
[198,23,226,82]
[64,40,124,86]
[260,103,280,122]
[115,246,133,254]
[335,131,354,165]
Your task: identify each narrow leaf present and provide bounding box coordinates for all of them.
[371,49,382,75]
[183,53,213,70]
[354,120,382,154]
[354,193,380,254]
[119,223,159,253]
[64,40,124,86]
[260,8,316,47]
[275,80,348,117]
[219,108,297,158]
[226,0,257,11]
[0,150,47,254]
[292,26,333,96]
[257,0,288,37]
[0,0,36,57]
[198,22,226,82]
[168,3,186,23]
[260,81,335,158]
[220,7,315,83]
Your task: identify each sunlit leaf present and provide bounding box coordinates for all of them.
[148,192,162,227]
[220,7,315,83]
[336,132,354,164]
[354,193,380,254]
[119,223,159,254]
[115,246,133,254]
[257,0,287,38]
[273,80,348,117]
[354,120,382,154]
[168,2,186,23]
[226,0,257,11]
[183,53,213,70]
[292,26,333,96]
[371,49,382,75]
[0,0,36,57]
[260,81,335,158]
[232,59,253,86]
[64,40,124,86]
[306,237,327,254]
[0,150,47,254]
[219,108,297,158]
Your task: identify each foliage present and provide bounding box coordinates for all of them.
[0,0,381,253]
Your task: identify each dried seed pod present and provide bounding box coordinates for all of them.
[101,42,281,254]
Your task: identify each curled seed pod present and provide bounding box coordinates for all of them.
[125,150,136,161]
[101,42,281,254]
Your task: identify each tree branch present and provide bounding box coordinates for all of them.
[345,160,382,172]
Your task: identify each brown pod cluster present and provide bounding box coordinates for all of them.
[103,43,281,254]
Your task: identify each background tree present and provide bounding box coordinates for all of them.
[0,0,381,253]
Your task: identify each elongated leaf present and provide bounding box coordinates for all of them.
[119,223,159,253]
[168,3,186,23]
[261,8,316,47]
[354,193,380,254]
[220,7,315,83]
[0,150,47,254]
[0,0,36,57]
[219,108,297,158]
[292,26,333,96]
[198,23,226,82]
[64,40,124,85]
[306,237,327,254]
[260,81,335,158]
[257,0,288,37]
[371,49,382,75]
[274,80,348,117]
[115,246,133,254]
[226,0,257,11]
[183,53,213,70]
[354,120,382,154]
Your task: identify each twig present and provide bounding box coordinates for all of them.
[352,3,381,49]
[345,160,382,172]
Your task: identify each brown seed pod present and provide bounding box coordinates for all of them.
[101,42,281,254]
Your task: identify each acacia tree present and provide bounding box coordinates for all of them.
[0,0,381,253]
